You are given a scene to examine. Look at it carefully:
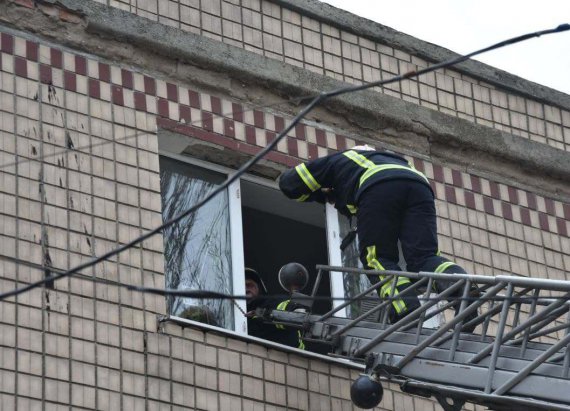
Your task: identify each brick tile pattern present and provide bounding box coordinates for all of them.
[1,24,570,411]
[99,0,570,152]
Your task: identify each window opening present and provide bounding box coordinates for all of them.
[159,156,235,329]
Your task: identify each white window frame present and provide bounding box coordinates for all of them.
[159,151,350,331]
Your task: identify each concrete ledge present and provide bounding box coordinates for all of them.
[4,0,570,198]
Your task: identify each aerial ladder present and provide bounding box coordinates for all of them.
[263,264,570,411]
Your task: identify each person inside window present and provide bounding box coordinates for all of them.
[245,268,305,349]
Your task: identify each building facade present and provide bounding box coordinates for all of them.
[0,0,569,409]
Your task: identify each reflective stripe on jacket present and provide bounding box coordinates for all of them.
[279,149,431,215]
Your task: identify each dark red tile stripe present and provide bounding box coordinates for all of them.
[489,181,500,199]
[39,64,51,84]
[557,218,568,237]
[189,90,200,108]
[157,98,169,117]
[112,85,123,106]
[75,56,87,75]
[166,83,178,102]
[508,186,519,204]
[413,158,425,172]
[253,110,264,128]
[335,135,347,151]
[157,118,240,153]
[445,186,457,204]
[144,76,156,95]
[502,202,513,221]
[202,112,213,132]
[265,130,275,144]
[539,212,549,231]
[1,33,14,54]
[451,170,463,187]
[122,69,133,89]
[526,192,537,210]
[433,164,444,183]
[315,129,326,146]
[88,78,100,99]
[50,48,62,68]
[564,204,570,220]
[520,208,531,225]
[308,143,318,160]
[134,91,146,111]
[224,118,235,137]
[179,105,191,123]
[295,123,306,140]
[483,197,494,214]
[245,125,256,145]
[464,191,476,209]
[14,56,27,78]
[287,138,298,157]
[26,41,38,62]
[545,198,555,215]
[232,103,243,122]
[211,96,222,115]
[99,63,110,82]
[274,116,285,132]
[64,71,76,92]
[471,175,482,193]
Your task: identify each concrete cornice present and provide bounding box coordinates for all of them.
[271,0,570,111]
[4,0,569,198]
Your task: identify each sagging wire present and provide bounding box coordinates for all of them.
[0,24,568,302]
[1,253,567,304]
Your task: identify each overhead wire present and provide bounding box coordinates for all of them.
[2,253,567,305]
[0,24,569,302]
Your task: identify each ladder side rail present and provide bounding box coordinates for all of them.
[509,320,570,346]
[310,268,324,300]
[470,292,570,364]
[561,310,570,378]
[449,280,472,361]
[485,283,514,393]
[493,332,570,395]
[330,277,429,338]
[415,277,434,344]
[349,279,464,353]
[388,282,506,369]
[515,305,570,342]
[400,379,570,411]
[316,275,390,322]
[520,288,541,356]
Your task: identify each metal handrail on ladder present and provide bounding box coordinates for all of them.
[264,265,570,411]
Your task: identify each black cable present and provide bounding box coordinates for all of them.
[1,24,568,302]
[3,246,569,304]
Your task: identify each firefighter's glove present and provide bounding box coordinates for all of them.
[340,229,357,251]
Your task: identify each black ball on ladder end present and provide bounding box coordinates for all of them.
[350,374,383,409]
[278,262,309,293]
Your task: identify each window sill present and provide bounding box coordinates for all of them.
[160,314,365,370]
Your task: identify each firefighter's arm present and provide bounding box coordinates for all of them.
[278,156,333,203]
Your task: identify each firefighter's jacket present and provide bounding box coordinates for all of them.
[279,149,431,215]
[247,297,305,349]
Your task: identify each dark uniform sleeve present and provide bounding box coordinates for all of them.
[278,154,336,203]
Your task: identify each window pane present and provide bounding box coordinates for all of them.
[338,215,372,319]
[160,156,234,330]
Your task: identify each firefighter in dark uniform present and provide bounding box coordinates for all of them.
[245,268,305,349]
[279,145,469,323]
